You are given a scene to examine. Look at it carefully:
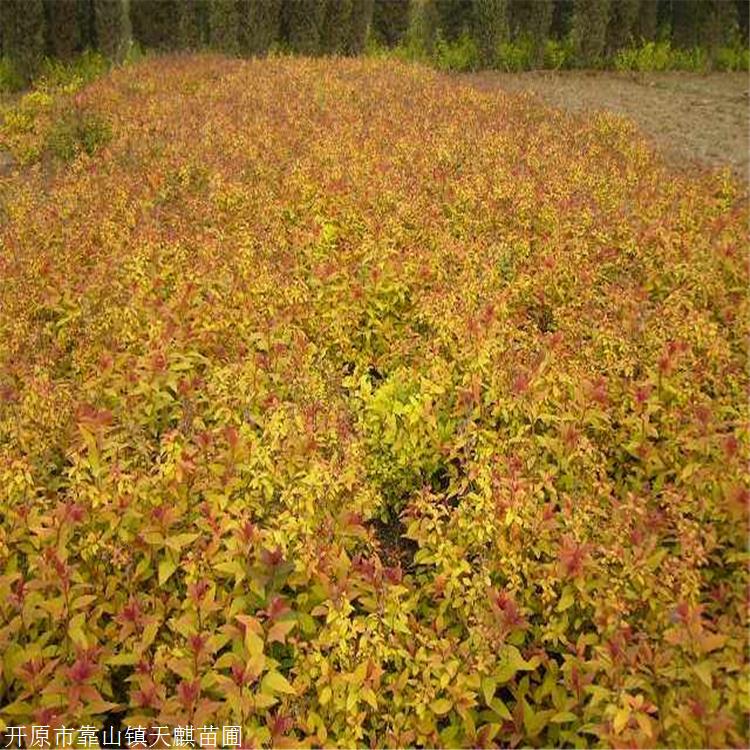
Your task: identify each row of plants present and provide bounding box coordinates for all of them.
[377,33,750,73]
[2,1,749,89]
[0,54,748,747]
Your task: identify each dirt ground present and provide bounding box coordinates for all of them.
[460,70,749,181]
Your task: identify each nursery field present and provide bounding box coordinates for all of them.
[463,70,750,178]
[0,55,748,748]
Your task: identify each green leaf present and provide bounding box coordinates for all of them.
[646,548,668,571]
[105,653,138,666]
[489,697,512,721]
[139,621,159,652]
[68,612,88,648]
[550,711,578,723]
[362,686,378,710]
[557,586,575,612]
[0,700,31,716]
[253,692,278,709]
[2,643,25,684]
[481,676,496,706]
[494,663,518,683]
[430,698,453,716]
[158,555,178,586]
[165,532,199,552]
[261,670,296,695]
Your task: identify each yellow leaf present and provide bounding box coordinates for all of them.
[699,633,728,654]
[694,661,712,688]
[362,687,378,710]
[319,685,332,706]
[68,612,88,648]
[613,707,630,734]
[261,670,296,695]
[489,697,512,721]
[481,676,496,706]
[253,692,277,709]
[430,697,452,716]
[158,555,177,586]
[245,629,265,661]
[635,712,653,737]
[3,644,25,684]
[165,533,199,552]
[557,586,575,612]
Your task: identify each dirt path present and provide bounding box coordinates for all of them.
[459,70,749,181]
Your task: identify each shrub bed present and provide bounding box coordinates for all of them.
[0,55,747,748]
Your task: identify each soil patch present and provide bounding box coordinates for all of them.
[370,516,418,573]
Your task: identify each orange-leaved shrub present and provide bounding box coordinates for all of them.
[0,54,748,748]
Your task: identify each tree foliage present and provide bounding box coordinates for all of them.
[208,0,240,54]
[606,0,640,54]
[371,0,410,46]
[633,0,659,42]
[176,0,209,51]
[0,0,46,82]
[93,0,127,60]
[44,0,80,60]
[571,0,611,66]
[237,0,282,56]
[472,0,510,66]
[0,0,747,74]
[281,0,327,54]
[510,0,553,65]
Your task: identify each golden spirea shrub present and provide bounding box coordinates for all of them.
[0,55,748,748]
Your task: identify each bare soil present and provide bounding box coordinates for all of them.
[459,70,749,181]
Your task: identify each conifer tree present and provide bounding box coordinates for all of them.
[435,0,474,41]
[348,0,374,54]
[281,0,326,55]
[509,0,553,66]
[472,0,509,66]
[45,0,80,60]
[177,0,209,50]
[0,0,46,82]
[550,0,573,39]
[738,0,749,45]
[405,0,439,56]
[321,0,355,53]
[571,0,611,66]
[237,0,282,55]
[371,0,409,46]
[320,0,373,55]
[701,0,738,53]
[606,0,640,55]
[94,0,126,59]
[130,0,179,49]
[633,0,659,42]
[208,0,240,53]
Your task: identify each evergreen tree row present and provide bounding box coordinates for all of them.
[1,0,747,83]
[0,0,376,81]
[389,0,748,67]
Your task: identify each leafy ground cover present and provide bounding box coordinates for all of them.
[0,54,748,748]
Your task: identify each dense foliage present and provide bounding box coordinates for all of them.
[1,0,748,84]
[0,55,749,748]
